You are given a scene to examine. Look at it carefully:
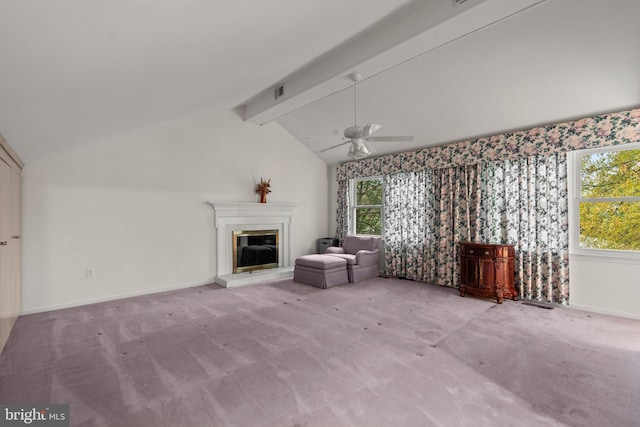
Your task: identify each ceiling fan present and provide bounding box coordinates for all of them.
[310,72,413,160]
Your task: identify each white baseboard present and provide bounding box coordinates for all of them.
[567,303,640,321]
[20,279,218,316]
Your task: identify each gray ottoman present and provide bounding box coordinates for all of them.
[294,254,349,289]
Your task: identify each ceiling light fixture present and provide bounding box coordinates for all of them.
[347,139,376,159]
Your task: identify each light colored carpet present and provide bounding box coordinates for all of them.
[1,277,639,426]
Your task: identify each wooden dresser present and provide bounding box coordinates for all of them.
[459,241,517,303]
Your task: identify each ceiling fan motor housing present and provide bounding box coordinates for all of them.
[344,125,363,139]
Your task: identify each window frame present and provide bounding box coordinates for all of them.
[349,176,383,236]
[568,142,640,261]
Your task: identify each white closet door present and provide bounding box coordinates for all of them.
[0,159,13,350]
[9,168,21,319]
[0,159,20,352]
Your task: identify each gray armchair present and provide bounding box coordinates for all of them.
[325,235,381,282]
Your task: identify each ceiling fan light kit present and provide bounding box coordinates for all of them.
[310,72,413,160]
[347,139,376,159]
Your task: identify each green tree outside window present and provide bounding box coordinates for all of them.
[354,178,382,235]
[579,148,640,251]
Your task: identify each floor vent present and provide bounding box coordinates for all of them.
[521,301,554,310]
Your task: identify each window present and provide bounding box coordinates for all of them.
[351,177,383,235]
[570,144,640,258]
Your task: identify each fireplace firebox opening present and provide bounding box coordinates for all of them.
[233,229,279,273]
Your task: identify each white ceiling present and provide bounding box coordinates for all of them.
[0,0,412,162]
[1,0,639,165]
[275,0,640,164]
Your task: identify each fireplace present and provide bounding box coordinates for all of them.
[233,229,279,273]
[207,201,295,287]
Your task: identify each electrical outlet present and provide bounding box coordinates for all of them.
[85,268,96,279]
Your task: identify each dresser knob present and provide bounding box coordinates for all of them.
[0,241,7,246]
[469,249,474,254]
[485,251,490,255]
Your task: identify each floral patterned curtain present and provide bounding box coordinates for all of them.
[383,171,432,281]
[429,164,483,288]
[480,154,569,303]
[335,179,350,243]
[383,165,482,287]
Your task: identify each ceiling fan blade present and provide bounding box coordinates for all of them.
[302,135,346,141]
[366,136,414,142]
[361,123,382,138]
[316,141,351,153]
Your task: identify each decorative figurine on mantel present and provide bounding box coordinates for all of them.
[256,177,271,203]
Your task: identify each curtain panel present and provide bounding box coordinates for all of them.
[430,164,483,289]
[335,179,350,243]
[382,165,484,287]
[382,171,432,281]
[480,155,569,303]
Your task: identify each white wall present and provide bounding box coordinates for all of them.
[22,110,330,313]
[570,256,640,320]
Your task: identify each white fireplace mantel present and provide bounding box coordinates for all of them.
[207,201,295,287]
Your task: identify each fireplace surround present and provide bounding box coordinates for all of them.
[207,201,295,287]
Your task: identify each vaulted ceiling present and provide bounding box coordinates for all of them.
[1,0,639,165]
[273,0,640,164]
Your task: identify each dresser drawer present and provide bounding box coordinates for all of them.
[464,246,495,258]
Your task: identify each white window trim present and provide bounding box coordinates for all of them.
[568,142,640,261]
[349,176,383,236]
